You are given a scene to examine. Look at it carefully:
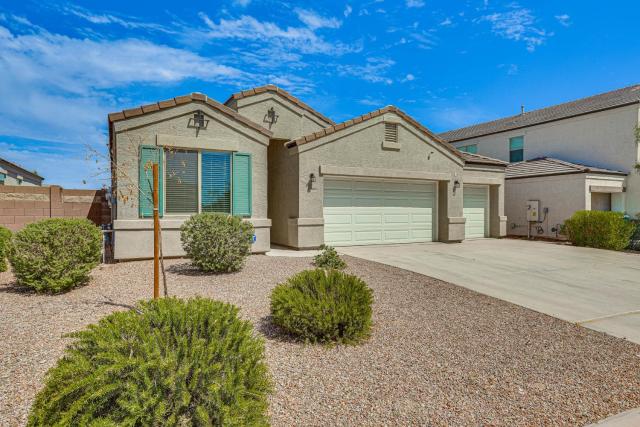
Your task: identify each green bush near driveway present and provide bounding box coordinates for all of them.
[180,213,254,273]
[9,218,102,293]
[562,210,635,251]
[270,269,373,344]
[28,297,272,427]
[0,226,12,272]
[313,244,346,270]
[628,219,640,251]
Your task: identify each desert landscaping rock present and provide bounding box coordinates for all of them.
[1,255,639,426]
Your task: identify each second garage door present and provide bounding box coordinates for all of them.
[323,179,435,246]
[463,185,488,239]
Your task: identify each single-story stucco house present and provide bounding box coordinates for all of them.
[440,84,639,238]
[108,85,507,260]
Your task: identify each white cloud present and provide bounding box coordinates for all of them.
[344,5,353,17]
[411,31,437,49]
[0,18,261,186]
[63,5,173,33]
[294,8,342,30]
[555,14,571,27]
[498,63,519,75]
[439,18,452,27]
[358,97,384,107]
[478,6,550,52]
[406,0,425,8]
[402,73,415,83]
[198,13,354,55]
[337,58,395,84]
[233,0,252,7]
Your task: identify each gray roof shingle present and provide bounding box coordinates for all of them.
[506,157,627,179]
[440,84,640,142]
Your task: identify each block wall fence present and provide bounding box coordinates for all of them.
[0,185,110,231]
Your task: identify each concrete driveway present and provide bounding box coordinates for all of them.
[339,239,640,343]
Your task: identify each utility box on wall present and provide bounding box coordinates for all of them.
[526,200,539,222]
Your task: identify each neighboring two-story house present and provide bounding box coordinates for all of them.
[0,157,43,186]
[440,85,640,238]
[109,85,508,260]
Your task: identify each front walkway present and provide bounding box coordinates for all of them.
[339,239,640,343]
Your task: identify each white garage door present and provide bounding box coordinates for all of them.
[463,185,488,239]
[323,179,435,246]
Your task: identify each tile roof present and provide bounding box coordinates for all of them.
[440,84,640,142]
[506,157,627,179]
[286,105,507,167]
[287,104,464,154]
[108,93,272,137]
[459,151,508,167]
[224,84,335,126]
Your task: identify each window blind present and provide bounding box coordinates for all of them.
[165,149,198,214]
[201,151,231,214]
[509,136,524,150]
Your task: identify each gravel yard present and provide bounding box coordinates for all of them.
[1,255,639,426]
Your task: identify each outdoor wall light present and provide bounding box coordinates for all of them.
[453,179,461,193]
[188,110,209,136]
[309,173,316,184]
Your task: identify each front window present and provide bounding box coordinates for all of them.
[201,151,231,214]
[160,148,251,218]
[509,136,524,162]
[459,144,478,154]
[165,150,198,214]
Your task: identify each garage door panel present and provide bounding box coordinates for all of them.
[354,214,383,224]
[324,213,352,225]
[354,230,383,242]
[384,230,411,240]
[384,213,410,224]
[325,231,354,245]
[323,179,435,246]
[463,185,488,239]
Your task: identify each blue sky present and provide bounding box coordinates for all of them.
[1,0,638,187]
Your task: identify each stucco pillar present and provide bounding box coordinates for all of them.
[438,180,465,242]
[490,184,507,237]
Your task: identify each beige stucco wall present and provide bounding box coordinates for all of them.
[111,102,271,259]
[505,174,586,238]
[504,173,626,238]
[451,103,640,216]
[233,92,332,141]
[279,111,484,248]
[267,140,299,246]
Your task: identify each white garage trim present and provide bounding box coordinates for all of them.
[463,185,489,239]
[323,178,437,246]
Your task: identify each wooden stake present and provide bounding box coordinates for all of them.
[153,163,160,300]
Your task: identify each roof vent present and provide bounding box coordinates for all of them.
[520,104,525,115]
[384,123,398,143]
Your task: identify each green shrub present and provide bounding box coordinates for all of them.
[9,218,102,293]
[180,213,254,273]
[0,226,12,272]
[270,269,373,344]
[313,244,346,270]
[28,297,272,427]
[628,219,640,251]
[562,210,635,251]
